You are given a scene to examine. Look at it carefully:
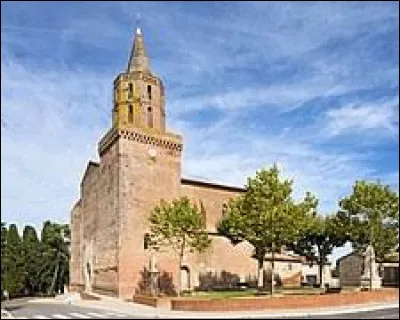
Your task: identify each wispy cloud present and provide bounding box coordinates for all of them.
[323,97,399,137]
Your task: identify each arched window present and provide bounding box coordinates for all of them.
[147,85,152,100]
[144,233,150,250]
[128,105,134,123]
[128,83,133,99]
[147,107,153,128]
[222,202,228,215]
[199,200,206,225]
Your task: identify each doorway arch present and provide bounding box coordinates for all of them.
[180,265,191,291]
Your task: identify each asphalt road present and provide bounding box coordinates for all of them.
[2,298,399,319]
[2,299,142,319]
[297,307,399,319]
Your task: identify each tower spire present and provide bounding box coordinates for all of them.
[127,13,149,73]
[136,13,141,36]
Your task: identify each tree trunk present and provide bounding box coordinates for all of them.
[177,236,185,297]
[257,258,264,289]
[270,243,275,296]
[318,260,324,289]
[48,256,60,296]
[318,246,324,288]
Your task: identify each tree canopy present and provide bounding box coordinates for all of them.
[217,165,317,294]
[149,197,211,296]
[1,221,70,299]
[288,214,348,287]
[339,180,399,260]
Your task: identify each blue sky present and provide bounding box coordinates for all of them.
[1,1,399,261]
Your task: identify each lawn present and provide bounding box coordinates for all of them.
[183,289,258,299]
[183,286,325,299]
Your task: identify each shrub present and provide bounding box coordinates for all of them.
[198,270,240,291]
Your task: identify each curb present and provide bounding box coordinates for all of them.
[70,300,399,319]
[1,309,14,319]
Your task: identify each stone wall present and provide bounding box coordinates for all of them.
[339,253,363,287]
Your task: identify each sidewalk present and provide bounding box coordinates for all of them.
[68,295,399,319]
[1,309,13,319]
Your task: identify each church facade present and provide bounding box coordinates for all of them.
[70,28,304,299]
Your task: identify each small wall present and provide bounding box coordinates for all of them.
[133,295,171,309]
[171,289,399,311]
[80,292,101,300]
[69,283,84,293]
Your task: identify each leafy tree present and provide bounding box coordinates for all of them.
[40,221,70,295]
[217,165,317,295]
[148,197,211,296]
[4,224,25,297]
[22,226,42,295]
[287,214,348,288]
[339,180,399,260]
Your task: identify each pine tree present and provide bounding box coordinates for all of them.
[4,224,25,297]
[1,222,8,297]
[40,221,70,295]
[22,226,42,295]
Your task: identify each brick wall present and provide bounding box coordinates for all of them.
[92,141,119,294]
[117,129,183,299]
[70,200,83,289]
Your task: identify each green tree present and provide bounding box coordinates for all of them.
[217,165,317,295]
[339,180,399,260]
[22,226,42,295]
[288,214,348,288]
[148,197,211,297]
[4,224,25,297]
[40,221,70,295]
[1,222,8,296]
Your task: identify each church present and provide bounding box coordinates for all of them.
[70,27,312,299]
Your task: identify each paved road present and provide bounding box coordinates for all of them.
[3,301,143,319]
[297,307,399,319]
[3,299,398,319]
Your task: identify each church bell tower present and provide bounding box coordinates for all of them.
[112,27,166,132]
[97,25,183,298]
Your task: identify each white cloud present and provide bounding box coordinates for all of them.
[171,115,383,215]
[1,57,111,231]
[323,97,399,137]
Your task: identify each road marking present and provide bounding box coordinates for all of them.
[86,312,108,318]
[114,314,129,318]
[69,312,91,318]
[32,315,51,319]
[52,314,72,319]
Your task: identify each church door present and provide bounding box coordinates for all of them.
[180,266,191,291]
